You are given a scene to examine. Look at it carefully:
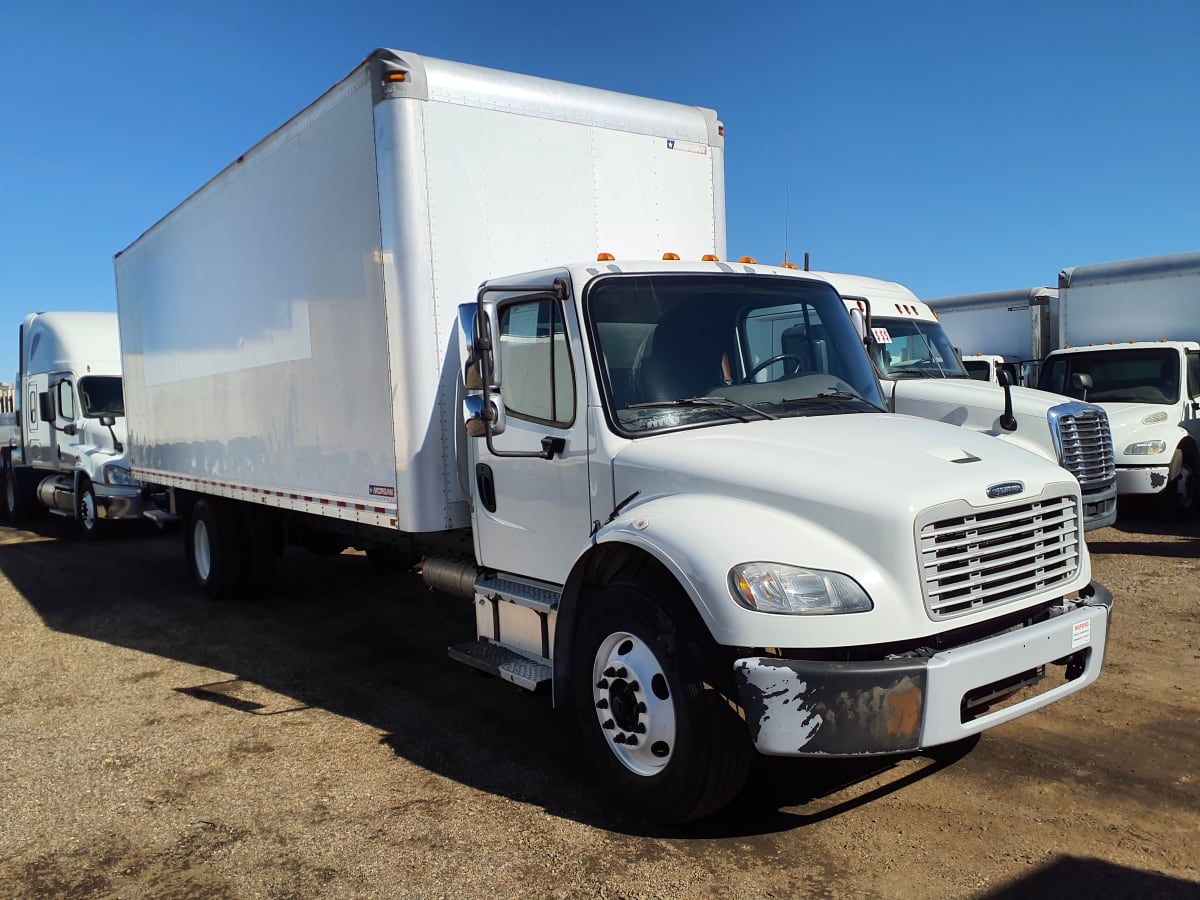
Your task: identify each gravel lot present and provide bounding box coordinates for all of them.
[1,505,1197,899]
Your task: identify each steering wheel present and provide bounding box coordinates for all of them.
[743,354,804,383]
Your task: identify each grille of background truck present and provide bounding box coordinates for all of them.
[916,490,1081,619]
[1053,407,1116,491]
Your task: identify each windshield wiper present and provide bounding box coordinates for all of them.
[627,396,777,421]
[780,390,882,411]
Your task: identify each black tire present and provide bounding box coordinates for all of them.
[184,498,249,600]
[1158,449,1199,519]
[4,461,35,522]
[75,478,104,539]
[572,582,752,823]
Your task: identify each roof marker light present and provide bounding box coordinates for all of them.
[781,261,798,269]
[662,252,680,260]
[597,252,615,261]
[387,72,408,83]
[701,254,720,261]
[738,256,757,264]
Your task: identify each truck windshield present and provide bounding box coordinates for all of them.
[1039,348,1180,405]
[78,376,125,417]
[868,318,969,379]
[586,273,885,435]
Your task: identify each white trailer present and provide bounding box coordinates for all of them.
[929,253,1200,517]
[114,50,1112,822]
[811,272,1117,531]
[928,287,1059,386]
[1,312,145,534]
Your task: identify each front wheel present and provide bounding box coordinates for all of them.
[76,479,104,539]
[572,583,751,823]
[1159,449,1199,519]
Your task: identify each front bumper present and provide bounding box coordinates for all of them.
[1116,465,1171,496]
[734,582,1113,757]
[1082,482,1118,531]
[94,485,145,522]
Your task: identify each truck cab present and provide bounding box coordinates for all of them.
[808,271,1118,531]
[1040,340,1200,516]
[3,312,143,533]
[455,259,1112,821]
[963,353,1022,386]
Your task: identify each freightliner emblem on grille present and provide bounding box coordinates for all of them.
[986,481,1025,498]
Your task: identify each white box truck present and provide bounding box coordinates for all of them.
[930,253,1200,517]
[809,272,1117,531]
[928,287,1059,386]
[114,50,1112,822]
[1,312,146,534]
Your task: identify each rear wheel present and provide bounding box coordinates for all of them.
[1159,449,1198,519]
[572,582,751,823]
[185,498,248,600]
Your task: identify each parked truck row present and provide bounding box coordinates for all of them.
[930,252,1200,517]
[3,50,1114,821]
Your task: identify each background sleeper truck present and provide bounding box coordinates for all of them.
[113,49,1114,821]
[806,271,1118,532]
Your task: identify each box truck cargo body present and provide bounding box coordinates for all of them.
[811,272,1117,531]
[930,253,1200,517]
[114,50,1112,821]
[928,287,1059,386]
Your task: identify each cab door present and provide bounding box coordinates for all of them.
[469,292,593,585]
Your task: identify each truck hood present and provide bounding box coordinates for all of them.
[72,417,130,464]
[888,378,1068,432]
[612,412,1071,524]
[606,413,1084,648]
[1097,402,1185,458]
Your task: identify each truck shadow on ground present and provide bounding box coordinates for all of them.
[1088,500,1200,558]
[983,855,1200,899]
[1,517,1002,838]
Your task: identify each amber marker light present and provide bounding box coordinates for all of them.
[597,252,615,261]
[387,72,408,83]
[738,256,757,264]
[701,254,720,261]
[781,261,798,269]
[662,252,680,260]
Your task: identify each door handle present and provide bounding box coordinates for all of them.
[475,463,497,513]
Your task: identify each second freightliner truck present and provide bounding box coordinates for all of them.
[114,49,1113,821]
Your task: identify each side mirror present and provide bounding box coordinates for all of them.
[849,307,867,342]
[1070,372,1093,401]
[997,369,1013,388]
[463,394,507,437]
[63,424,77,436]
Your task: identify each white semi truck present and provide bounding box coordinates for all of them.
[1,312,144,534]
[114,49,1112,822]
[930,252,1200,517]
[809,272,1118,531]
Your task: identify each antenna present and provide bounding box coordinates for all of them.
[783,130,791,266]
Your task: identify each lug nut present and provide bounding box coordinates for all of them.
[602,719,615,730]
[629,681,640,693]
[596,679,609,689]
[603,667,616,678]
[613,733,627,744]
[595,699,608,709]
[615,667,628,679]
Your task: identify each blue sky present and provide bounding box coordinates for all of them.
[1,1,1197,379]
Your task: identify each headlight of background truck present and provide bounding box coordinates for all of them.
[1124,440,1167,455]
[729,563,873,614]
[103,465,135,486]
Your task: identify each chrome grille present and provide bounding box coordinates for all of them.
[917,491,1081,620]
[1051,404,1116,491]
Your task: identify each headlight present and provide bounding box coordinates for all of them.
[729,563,873,615]
[103,465,135,486]
[1124,440,1167,455]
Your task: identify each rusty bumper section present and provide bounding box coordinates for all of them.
[735,581,1113,757]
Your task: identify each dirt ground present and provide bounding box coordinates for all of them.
[1,504,1197,899]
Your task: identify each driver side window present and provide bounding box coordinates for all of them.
[498,298,575,427]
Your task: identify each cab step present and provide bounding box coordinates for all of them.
[475,573,561,613]
[447,639,552,691]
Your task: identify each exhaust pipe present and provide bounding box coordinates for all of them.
[420,556,478,599]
